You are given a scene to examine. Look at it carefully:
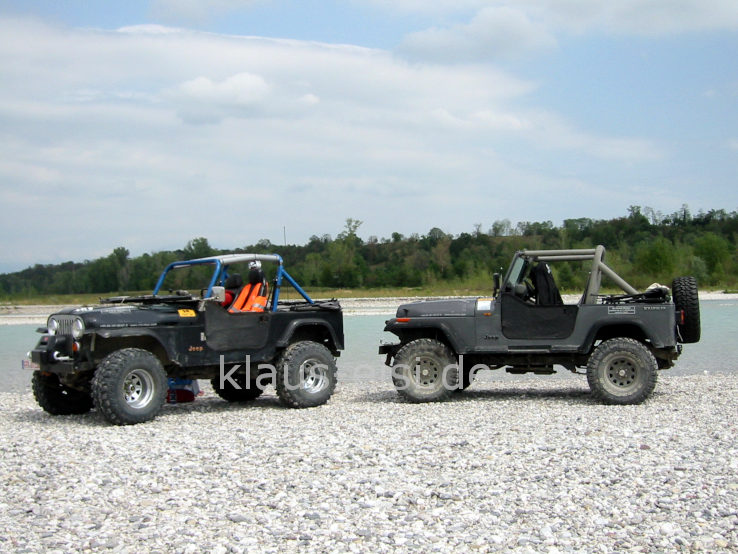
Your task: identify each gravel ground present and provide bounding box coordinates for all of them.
[1,374,736,553]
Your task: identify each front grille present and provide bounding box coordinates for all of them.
[54,315,77,336]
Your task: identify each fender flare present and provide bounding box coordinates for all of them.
[276,318,344,351]
[582,320,664,352]
[384,320,467,355]
[90,328,175,364]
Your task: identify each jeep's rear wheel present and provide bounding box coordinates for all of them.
[275,341,337,408]
[392,339,459,403]
[211,372,263,402]
[92,348,168,425]
[32,371,93,415]
[672,276,700,344]
[587,338,657,405]
[454,367,474,393]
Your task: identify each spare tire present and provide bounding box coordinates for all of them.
[671,276,700,343]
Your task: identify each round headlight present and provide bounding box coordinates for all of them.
[72,318,85,339]
[47,317,58,335]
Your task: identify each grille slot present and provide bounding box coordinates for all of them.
[55,316,76,336]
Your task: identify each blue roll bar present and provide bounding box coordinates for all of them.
[152,253,314,311]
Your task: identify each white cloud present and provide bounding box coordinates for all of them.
[357,0,486,16]
[366,0,738,35]
[0,17,665,271]
[172,73,271,122]
[390,0,738,63]
[150,0,264,22]
[532,0,738,35]
[399,6,557,62]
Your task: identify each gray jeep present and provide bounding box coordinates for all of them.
[380,246,700,404]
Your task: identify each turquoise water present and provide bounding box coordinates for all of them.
[3,300,737,393]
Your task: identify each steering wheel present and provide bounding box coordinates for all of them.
[513,280,535,302]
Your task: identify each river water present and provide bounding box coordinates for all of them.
[2,300,736,394]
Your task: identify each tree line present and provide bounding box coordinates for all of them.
[1,206,736,299]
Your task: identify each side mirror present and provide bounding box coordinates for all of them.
[210,286,225,303]
[493,273,501,297]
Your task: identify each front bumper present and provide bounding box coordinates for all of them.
[378,343,401,366]
[29,334,80,374]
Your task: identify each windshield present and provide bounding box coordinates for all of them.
[157,264,219,294]
[504,256,527,291]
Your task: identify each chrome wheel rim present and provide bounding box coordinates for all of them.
[301,359,328,394]
[123,369,155,409]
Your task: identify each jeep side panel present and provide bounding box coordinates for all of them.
[201,304,344,367]
[385,299,677,359]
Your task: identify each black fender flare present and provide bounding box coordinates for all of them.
[276,318,344,351]
[582,319,665,353]
[384,320,467,356]
[90,329,175,364]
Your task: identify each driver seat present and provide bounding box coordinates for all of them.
[228,266,269,313]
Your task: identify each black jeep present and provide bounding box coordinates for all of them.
[380,246,700,405]
[29,254,343,424]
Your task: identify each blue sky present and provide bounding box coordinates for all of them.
[0,1,736,273]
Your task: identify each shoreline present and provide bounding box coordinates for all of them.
[1,291,736,324]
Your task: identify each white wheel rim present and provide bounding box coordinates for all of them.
[123,369,155,409]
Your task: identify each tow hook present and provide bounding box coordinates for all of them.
[52,351,72,362]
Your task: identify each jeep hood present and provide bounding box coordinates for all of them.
[50,302,194,330]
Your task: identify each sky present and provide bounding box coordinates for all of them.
[0,0,737,273]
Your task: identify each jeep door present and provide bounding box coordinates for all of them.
[203,302,271,355]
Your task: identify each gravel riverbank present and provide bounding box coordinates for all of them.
[1,374,736,552]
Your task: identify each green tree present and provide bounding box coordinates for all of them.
[693,232,731,278]
[634,237,675,283]
[183,237,214,260]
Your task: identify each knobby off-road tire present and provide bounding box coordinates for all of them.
[211,372,264,402]
[453,368,474,394]
[275,341,337,408]
[392,338,459,403]
[672,276,701,344]
[587,338,658,405]
[32,371,93,415]
[456,368,475,392]
[91,348,168,425]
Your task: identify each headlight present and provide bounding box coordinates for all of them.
[72,318,85,339]
[47,317,58,335]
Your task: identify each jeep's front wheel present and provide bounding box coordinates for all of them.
[32,371,93,415]
[92,348,168,425]
[275,341,337,408]
[392,338,459,403]
[587,338,657,405]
